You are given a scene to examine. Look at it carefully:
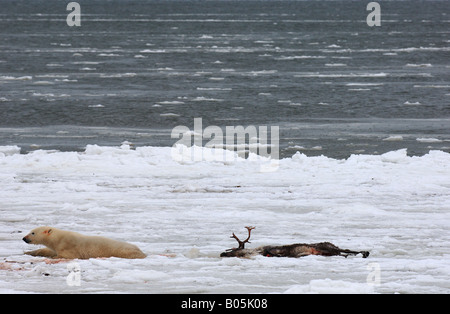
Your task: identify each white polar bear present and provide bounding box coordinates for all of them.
[23,226,146,259]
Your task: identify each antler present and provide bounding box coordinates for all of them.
[230,226,255,249]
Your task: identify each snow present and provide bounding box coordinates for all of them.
[0,145,449,294]
[284,278,375,294]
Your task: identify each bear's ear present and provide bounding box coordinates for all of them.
[43,228,52,235]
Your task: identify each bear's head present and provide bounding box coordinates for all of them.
[22,226,53,244]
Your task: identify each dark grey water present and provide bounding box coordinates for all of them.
[0,0,449,158]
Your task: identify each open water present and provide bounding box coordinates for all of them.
[0,0,449,158]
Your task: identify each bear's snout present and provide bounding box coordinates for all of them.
[23,236,31,244]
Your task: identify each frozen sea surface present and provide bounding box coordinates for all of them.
[0,145,449,294]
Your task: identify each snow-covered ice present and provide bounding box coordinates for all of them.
[0,145,449,293]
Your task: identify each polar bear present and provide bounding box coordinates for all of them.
[22,226,146,259]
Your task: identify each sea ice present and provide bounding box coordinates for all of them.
[0,145,449,293]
